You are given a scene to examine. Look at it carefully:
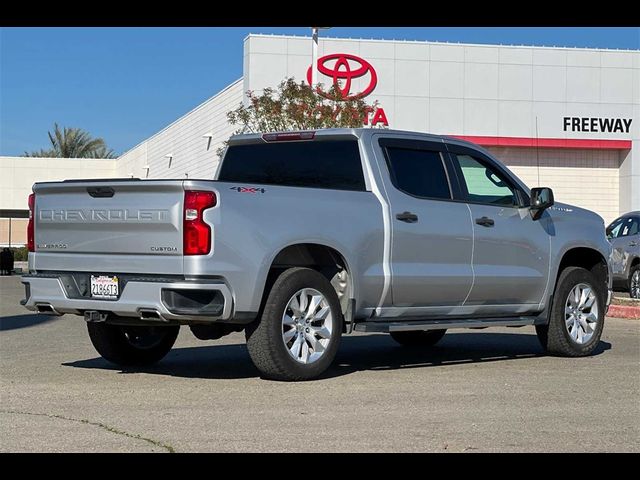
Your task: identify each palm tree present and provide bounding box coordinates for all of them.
[25,123,117,158]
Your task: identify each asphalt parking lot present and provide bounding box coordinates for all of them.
[1,275,638,452]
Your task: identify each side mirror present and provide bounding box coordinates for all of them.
[530,187,554,220]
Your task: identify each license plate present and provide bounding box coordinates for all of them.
[90,275,119,300]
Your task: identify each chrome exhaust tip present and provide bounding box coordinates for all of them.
[36,304,62,316]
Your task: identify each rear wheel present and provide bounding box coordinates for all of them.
[245,267,343,381]
[390,329,447,347]
[87,322,179,366]
[536,266,604,356]
[629,265,640,299]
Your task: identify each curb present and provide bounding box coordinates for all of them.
[607,304,640,320]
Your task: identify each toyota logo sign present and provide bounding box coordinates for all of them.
[305,53,388,126]
[307,53,378,100]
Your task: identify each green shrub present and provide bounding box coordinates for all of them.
[10,247,28,261]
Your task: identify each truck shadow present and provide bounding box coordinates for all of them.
[329,333,610,378]
[0,314,57,332]
[62,332,612,380]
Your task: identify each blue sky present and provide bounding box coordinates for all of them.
[1,27,638,156]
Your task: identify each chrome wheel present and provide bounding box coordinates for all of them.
[631,270,640,299]
[282,288,333,364]
[564,283,599,345]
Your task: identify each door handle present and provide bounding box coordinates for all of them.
[630,241,638,247]
[475,216,495,227]
[396,211,419,223]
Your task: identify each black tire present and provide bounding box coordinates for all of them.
[390,329,447,347]
[536,266,604,356]
[245,267,343,381]
[629,264,640,299]
[87,322,179,366]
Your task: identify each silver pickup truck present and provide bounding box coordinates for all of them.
[22,129,613,381]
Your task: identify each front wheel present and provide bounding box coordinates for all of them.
[87,322,179,366]
[390,329,446,347]
[245,267,343,381]
[629,265,640,299]
[536,266,604,356]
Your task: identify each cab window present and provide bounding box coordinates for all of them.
[453,154,518,207]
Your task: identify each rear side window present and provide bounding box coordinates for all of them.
[218,140,365,191]
[383,147,451,200]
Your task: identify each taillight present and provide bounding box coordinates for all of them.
[27,193,35,252]
[183,190,216,255]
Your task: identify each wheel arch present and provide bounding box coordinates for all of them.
[554,247,609,299]
[259,243,355,329]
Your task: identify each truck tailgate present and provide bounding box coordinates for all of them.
[32,180,184,274]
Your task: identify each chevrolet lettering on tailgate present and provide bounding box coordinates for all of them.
[39,209,169,222]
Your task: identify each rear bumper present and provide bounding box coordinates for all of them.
[21,274,236,323]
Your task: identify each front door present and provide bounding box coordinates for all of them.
[608,215,640,281]
[448,148,551,315]
[374,137,474,310]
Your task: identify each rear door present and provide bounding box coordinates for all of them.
[375,137,473,309]
[447,145,551,314]
[32,180,185,275]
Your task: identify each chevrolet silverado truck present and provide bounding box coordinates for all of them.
[21,129,613,381]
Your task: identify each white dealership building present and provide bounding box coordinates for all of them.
[1,34,639,245]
